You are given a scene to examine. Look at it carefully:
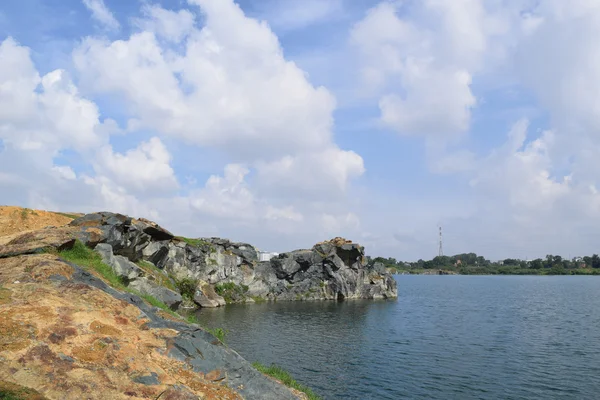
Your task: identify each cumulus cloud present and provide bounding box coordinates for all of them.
[0,38,105,154]
[82,0,120,31]
[73,1,336,158]
[132,4,196,42]
[95,137,179,194]
[350,0,508,137]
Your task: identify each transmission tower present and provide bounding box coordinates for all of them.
[438,226,443,257]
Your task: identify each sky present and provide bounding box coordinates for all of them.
[1,0,600,261]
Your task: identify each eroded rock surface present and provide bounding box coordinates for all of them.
[0,253,304,400]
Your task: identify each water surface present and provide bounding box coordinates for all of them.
[196,276,600,399]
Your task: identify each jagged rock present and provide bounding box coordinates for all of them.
[95,243,143,281]
[193,282,226,308]
[128,277,183,310]
[95,243,182,309]
[71,213,397,306]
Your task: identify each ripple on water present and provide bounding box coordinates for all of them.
[195,276,600,400]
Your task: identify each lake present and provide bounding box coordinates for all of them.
[195,276,600,399]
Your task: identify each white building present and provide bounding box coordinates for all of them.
[258,251,279,262]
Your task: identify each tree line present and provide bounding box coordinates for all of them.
[367,253,600,275]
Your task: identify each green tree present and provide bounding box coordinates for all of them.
[530,259,543,269]
[592,254,600,269]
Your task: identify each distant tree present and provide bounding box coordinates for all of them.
[530,259,543,269]
[476,256,489,266]
[592,254,600,269]
[503,258,518,266]
[583,256,592,268]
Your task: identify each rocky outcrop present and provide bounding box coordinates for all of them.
[66,212,397,306]
[0,250,305,399]
[95,243,183,309]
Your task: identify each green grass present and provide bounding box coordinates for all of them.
[136,260,176,291]
[206,327,228,343]
[214,282,249,303]
[59,241,127,290]
[252,363,321,400]
[58,241,229,345]
[174,237,216,252]
[250,296,266,303]
[0,381,46,400]
[174,277,198,301]
[19,208,37,220]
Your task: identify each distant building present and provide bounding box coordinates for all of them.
[258,251,279,262]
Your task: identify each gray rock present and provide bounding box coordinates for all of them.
[132,372,160,386]
[94,243,143,282]
[65,261,301,400]
[75,213,397,305]
[129,277,182,310]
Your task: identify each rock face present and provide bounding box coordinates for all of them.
[67,212,397,306]
[0,252,304,400]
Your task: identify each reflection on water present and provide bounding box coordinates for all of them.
[195,276,600,400]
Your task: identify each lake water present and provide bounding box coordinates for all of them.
[195,276,600,399]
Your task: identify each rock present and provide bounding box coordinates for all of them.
[67,213,397,304]
[137,218,174,241]
[132,372,160,386]
[193,282,224,308]
[157,385,199,400]
[95,243,143,281]
[0,228,76,258]
[129,277,183,310]
[0,252,302,400]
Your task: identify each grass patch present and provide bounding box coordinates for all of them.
[175,237,216,252]
[250,296,266,303]
[59,241,127,290]
[214,282,249,304]
[19,208,37,220]
[59,241,180,318]
[252,363,321,400]
[0,380,46,400]
[136,260,176,291]
[206,327,228,343]
[57,241,232,346]
[174,277,198,301]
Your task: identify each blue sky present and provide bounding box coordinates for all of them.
[1,0,600,260]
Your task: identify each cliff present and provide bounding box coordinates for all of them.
[0,207,396,399]
[0,207,311,399]
[66,212,397,307]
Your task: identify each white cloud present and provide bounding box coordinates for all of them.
[73,0,362,195]
[255,147,365,197]
[0,38,104,154]
[265,205,303,222]
[190,164,256,220]
[82,0,120,31]
[95,137,178,194]
[321,212,360,237]
[133,4,196,42]
[349,0,509,137]
[254,0,344,31]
